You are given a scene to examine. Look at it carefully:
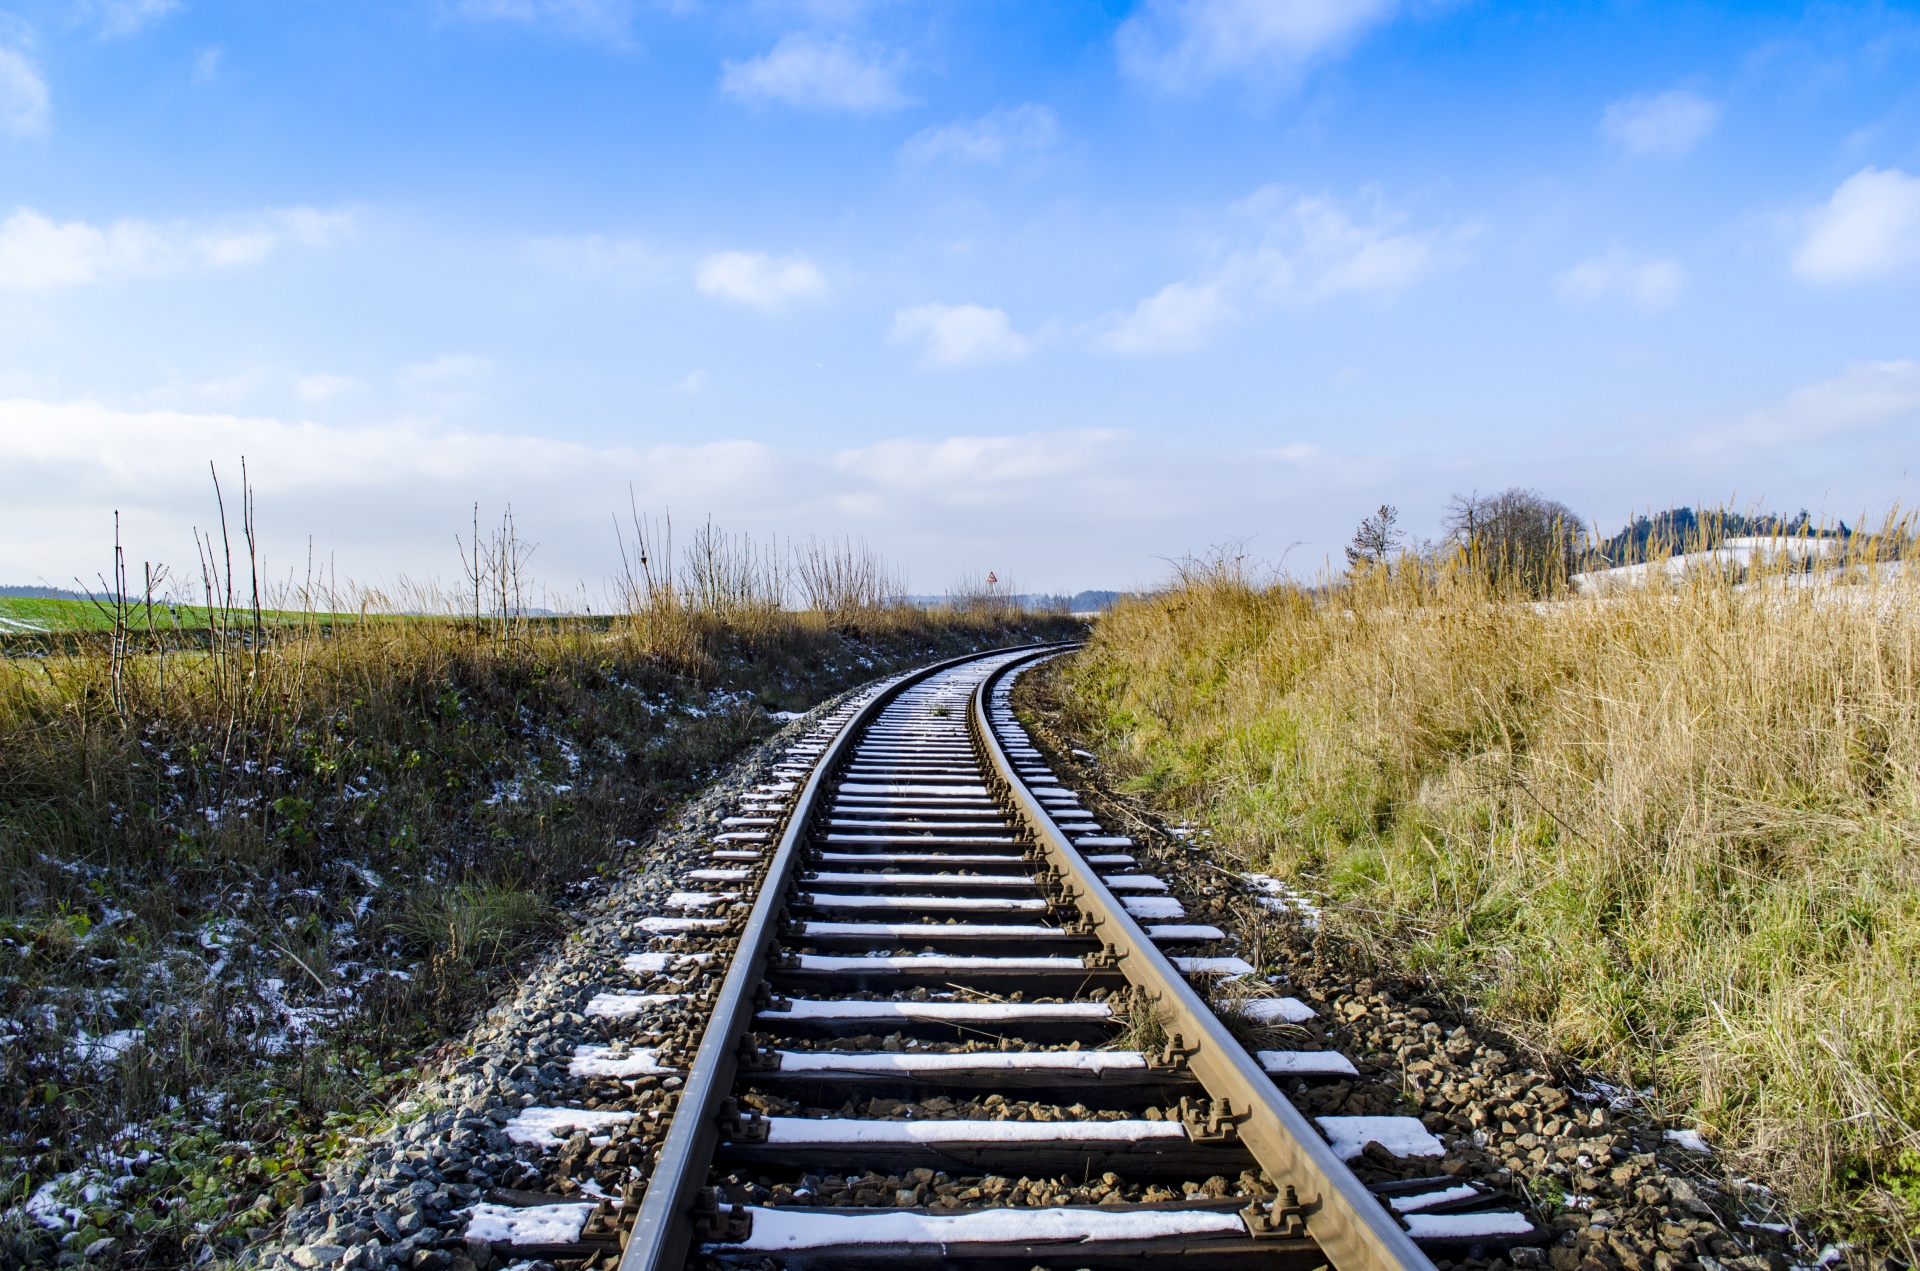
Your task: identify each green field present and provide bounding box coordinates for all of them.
[0,596,357,634]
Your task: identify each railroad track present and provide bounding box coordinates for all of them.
[462,646,1540,1271]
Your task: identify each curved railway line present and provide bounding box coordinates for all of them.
[464,645,1542,1271]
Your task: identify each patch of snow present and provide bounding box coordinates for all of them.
[1402,1212,1534,1239]
[774,1050,1147,1075]
[1316,1115,1445,1160]
[761,998,1111,1023]
[762,1116,1188,1145]
[1389,1184,1481,1213]
[502,1106,637,1145]
[25,1180,74,1228]
[802,893,1048,912]
[1172,956,1255,977]
[1084,854,1137,866]
[816,852,1024,866]
[623,951,713,974]
[1665,1128,1713,1153]
[1146,924,1226,941]
[568,1045,673,1078]
[1242,874,1322,926]
[585,993,684,1018]
[1257,1050,1359,1077]
[804,872,1032,889]
[687,869,751,882]
[795,954,1084,972]
[1104,876,1171,893]
[637,916,726,934]
[1233,997,1317,1024]
[768,710,805,721]
[838,783,989,797]
[1075,836,1135,848]
[715,1203,1245,1251]
[71,1028,144,1069]
[800,921,1069,939]
[1119,897,1187,920]
[462,1202,595,1245]
[666,891,739,909]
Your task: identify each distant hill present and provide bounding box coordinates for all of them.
[1594,508,1845,566]
[903,590,1133,613]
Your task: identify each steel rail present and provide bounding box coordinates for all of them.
[618,642,1076,1271]
[968,649,1438,1271]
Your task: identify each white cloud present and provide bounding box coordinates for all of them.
[295,374,363,403]
[0,205,351,292]
[1793,167,1920,284]
[900,104,1059,165]
[0,43,49,137]
[449,0,635,37]
[1553,251,1688,311]
[1600,89,1720,157]
[1116,0,1399,93]
[193,47,222,83]
[0,400,1213,592]
[1099,187,1453,353]
[401,354,494,386]
[2,388,1908,598]
[1690,360,1920,453]
[696,250,827,311]
[1100,281,1233,354]
[530,233,667,284]
[889,304,1032,367]
[719,33,911,112]
[82,0,181,38]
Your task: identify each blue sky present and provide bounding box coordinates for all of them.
[3,0,1918,597]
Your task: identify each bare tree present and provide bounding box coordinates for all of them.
[1345,504,1402,570]
[1444,487,1584,596]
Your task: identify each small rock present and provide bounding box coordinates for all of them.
[291,1246,346,1269]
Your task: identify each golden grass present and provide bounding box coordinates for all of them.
[1060,545,1920,1240]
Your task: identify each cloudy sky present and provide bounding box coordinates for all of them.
[3,0,1918,597]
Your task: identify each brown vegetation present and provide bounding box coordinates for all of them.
[1059,528,1920,1247]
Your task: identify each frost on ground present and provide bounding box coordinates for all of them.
[0,614,1074,1269]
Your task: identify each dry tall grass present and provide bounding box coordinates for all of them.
[1061,539,1920,1241]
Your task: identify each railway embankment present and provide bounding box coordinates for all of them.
[1025,558,1920,1262]
[0,610,1075,1270]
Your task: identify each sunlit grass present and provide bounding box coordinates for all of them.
[1058,533,1920,1242]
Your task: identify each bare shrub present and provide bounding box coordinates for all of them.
[794,536,906,615]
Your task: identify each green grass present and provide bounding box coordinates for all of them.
[0,596,350,634]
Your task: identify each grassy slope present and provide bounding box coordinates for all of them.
[0,605,1079,1266]
[1056,562,1920,1245]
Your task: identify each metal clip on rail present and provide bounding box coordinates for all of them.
[689,1189,752,1243]
[715,1098,769,1144]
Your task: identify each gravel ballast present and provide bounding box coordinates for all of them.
[249,684,887,1271]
